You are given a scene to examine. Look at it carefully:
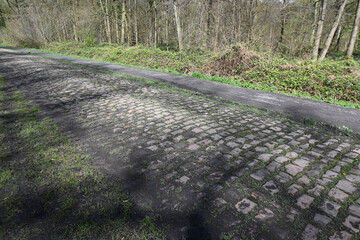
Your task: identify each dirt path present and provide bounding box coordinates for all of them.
[1,48,360,239]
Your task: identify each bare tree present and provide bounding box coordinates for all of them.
[319,0,348,60]
[347,0,360,58]
[312,0,327,60]
[173,0,183,50]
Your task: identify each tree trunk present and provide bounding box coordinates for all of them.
[312,0,327,60]
[248,0,257,42]
[173,0,183,50]
[99,0,111,43]
[214,0,220,50]
[206,0,213,48]
[347,0,360,58]
[334,24,342,51]
[121,0,126,44]
[134,0,138,45]
[310,1,319,46]
[105,0,111,43]
[154,0,157,48]
[73,23,78,42]
[319,0,347,60]
[165,9,169,49]
[115,2,120,44]
[276,0,288,51]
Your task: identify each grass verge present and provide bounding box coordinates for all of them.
[0,75,164,239]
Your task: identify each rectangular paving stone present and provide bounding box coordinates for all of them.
[255,208,274,221]
[250,169,270,181]
[319,199,341,217]
[345,174,360,183]
[297,194,314,209]
[329,231,352,240]
[298,175,311,185]
[349,204,360,217]
[336,180,357,194]
[235,198,257,214]
[323,170,339,179]
[257,153,273,162]
[267,161,281,172]
[188,144,200,151]
[288,184,303,195]
[285,152,299,159]
[275,156,289,163]
[343,215,360,233]
[263,180,279,195]
[254,146,267,152]
[285,164,303,176]
[328,188,349,202]
[301,224,320,240]
[275,172,293,183]
[226,142,239,148]
[293,158,309,168]
[313,213,331,227]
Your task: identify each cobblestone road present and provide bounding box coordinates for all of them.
[1,49,360,239]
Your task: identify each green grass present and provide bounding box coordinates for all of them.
[23,42,360,109]
[0,75,165,239]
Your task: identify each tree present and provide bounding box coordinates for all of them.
[319,0,348,60]
[310,1,319,46]
[121,0,126,44]
[173,0,183,50]
[347,0,360,58]
[312,0,327,60]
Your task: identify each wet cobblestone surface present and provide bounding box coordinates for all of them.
[1,49,360,239]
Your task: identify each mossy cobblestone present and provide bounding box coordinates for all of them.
[1,49,360,239]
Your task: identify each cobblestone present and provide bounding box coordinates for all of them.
[328,188,349,202]
[297,194,314,209]
[235,198,257,214]
[343,215,360,233]
[1,49,360,239]
[301,224,320,240]
[313,213,331,227]
[336,180,357,194]
[319,199,341,217]
[329,231,353,240]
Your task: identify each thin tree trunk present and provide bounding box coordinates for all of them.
[173,0,183,50]
[238,0,242,42]
[154,0,157,48]
[248,0,257,42]
[165,10,169,49]
[347,0,360,58]
[99,0,111,43]
[126,8,130,44]
[334,24,342,51]
[312,0,327,60]
[232,0,237,44]
[214,0,220,50]
[73,23,78,42]
[319,0,347,60]
[134,0,138,45]
[105,0,111,43]
[310,1,319,46]
[206,0,213,48]
[121,0,126,44]
[115,3,120,44]
[276,0,287,51]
